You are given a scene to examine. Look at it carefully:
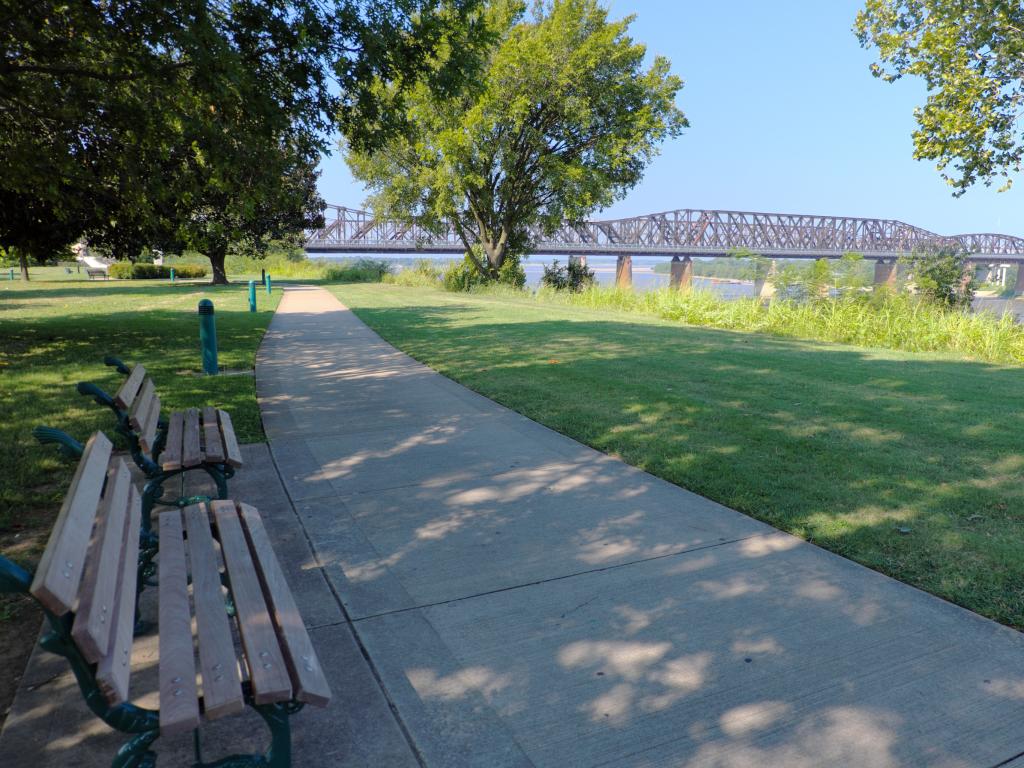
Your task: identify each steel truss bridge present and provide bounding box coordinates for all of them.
[305,205,1024,262]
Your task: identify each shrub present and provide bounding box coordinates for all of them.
[386,259,443,287]
[903,247,975,309]
[173,265,207,279]
[541,259,595,292]
[225,253,328,279]
[442,256,484,292]
[498,254,527,289]
[108,262,207,279]
[804,258,834,298]
[443,252,527,292]
[323,258,393,283]
[541,260,568,290]
[109,262,170,279]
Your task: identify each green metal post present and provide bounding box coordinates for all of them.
[8,268,13,280]
[198,299,218,375]
[170,268,175,283]
[248,280,257,312]
[266,274,272,294]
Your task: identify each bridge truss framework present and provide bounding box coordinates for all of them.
[305,205,1024,262]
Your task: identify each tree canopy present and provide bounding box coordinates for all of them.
[1,0,486,280]
[345,0,686,280]
[856,0,1024,194]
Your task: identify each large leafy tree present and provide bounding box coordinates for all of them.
[345,0,686,280]
[856,0,1024,194]
[1,1,486,281]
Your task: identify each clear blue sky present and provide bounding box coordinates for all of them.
[316,0,1022,237]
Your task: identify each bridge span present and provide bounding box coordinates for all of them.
[305,205,1024,293]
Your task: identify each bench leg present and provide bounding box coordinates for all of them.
[112,730,159,768]
[203,464,230,500]
[142,465,230,527]
[35,617,161,766]
[255,701,295,768]
[192,699,300,768]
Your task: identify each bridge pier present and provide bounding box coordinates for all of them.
[755,260,776,299]
[873,258,897,290]
[615,255,633,288]
[669,256,693,289]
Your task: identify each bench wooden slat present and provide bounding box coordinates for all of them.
[182,409,202,468]
[96,484,141,705]
[30,433,113,615]
[129,379,156,431]
[158,510,200,736]
[238,502,331,707]
[162,411,185,470]
[139,392,161,455]
[218,409,243,468]
[183,504,244,719]
[72,459,132,662]
[211,501,292,705]
[114,365,146,410]
[202,406,226,464]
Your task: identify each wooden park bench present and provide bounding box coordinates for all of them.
[35,356,244,543]
[0,432,330,767]
[86,267,108,280]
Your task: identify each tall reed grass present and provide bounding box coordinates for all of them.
[535,286,1024,365]
[221,254,393,281]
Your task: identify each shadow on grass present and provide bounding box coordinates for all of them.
[342,300,1024,629]
[0,305,273,538]
[2,281,252,302]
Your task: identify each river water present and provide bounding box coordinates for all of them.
[315,253,1018,318]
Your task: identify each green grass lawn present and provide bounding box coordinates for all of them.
[330,283,1024,630]
[1,271,280,559]
[0,268,280,719]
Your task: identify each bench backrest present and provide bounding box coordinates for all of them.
[113,364,160,456]
[30,432,141,705]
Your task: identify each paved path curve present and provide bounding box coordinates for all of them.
[258,286,1024,768]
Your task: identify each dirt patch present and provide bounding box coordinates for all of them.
[0,594,41,727]
[0,527,48,728]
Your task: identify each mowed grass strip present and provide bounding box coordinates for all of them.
[1,273,281,559]
[331,283,1024,629]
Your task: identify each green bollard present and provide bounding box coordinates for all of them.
[198,299,218,375]
[8,269,13,280]
[248,280,256,312]
[170,267,176,283]
[266,274,272,294]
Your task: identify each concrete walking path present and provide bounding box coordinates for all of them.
[257,287,1024,768]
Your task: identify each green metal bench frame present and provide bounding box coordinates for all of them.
[0,551,302,768]
[37,356,237,539]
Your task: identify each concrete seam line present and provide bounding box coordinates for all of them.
[264,431,430,768]
[991,750,1024,768]
[256,316,429,768]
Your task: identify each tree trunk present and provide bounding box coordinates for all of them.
[207,246,229,285]
[18,249,29,281]
[481,238,506,281]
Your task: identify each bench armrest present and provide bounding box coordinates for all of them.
[77,381,119,412]
[0,556,32,594]
[33,425,85,460]
[104,356,131,375]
